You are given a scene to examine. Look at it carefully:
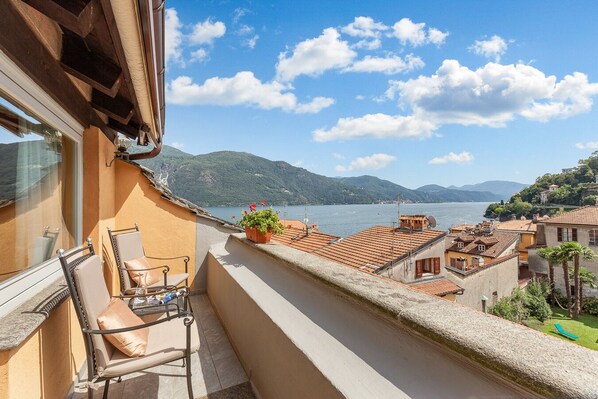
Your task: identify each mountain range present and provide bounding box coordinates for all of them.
[135,145,525,207]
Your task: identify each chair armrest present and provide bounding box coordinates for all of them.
[146,255,190,261]
[145,255,189,274]
[82,310,194,335]
[118,265,170,273]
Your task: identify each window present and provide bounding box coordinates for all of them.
[590,229,598,246]
[0,94,77,283]
[457,242,464,249]
[415,257,441,278]
[478,244,486,252]
[557,227,577,242]
[0,52,82,316]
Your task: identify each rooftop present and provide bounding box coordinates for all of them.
[271,226,340,253]
[448,231,519,258]
[542,205,598,226]
[314,225,446,272]
[409,278,463,296]
[497,219,538,233]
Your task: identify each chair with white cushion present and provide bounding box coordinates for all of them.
[58,239,199,399]
[107,225,189,295]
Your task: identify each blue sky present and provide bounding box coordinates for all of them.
[163,0,598,188]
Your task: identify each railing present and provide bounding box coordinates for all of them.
[206,234,598,398]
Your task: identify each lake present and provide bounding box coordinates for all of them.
[206,202,492,237]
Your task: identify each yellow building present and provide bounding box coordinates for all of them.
[496,219,538,264]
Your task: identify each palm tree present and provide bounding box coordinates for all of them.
[538,246,559,305]
[558,242,596,319]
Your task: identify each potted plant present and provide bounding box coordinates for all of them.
[235,201,284,243]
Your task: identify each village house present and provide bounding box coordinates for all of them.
[313,216,463,300]
[445,223,520,309]
[529,205,598,298]
[272,222,340,253]
[0,1,597,398]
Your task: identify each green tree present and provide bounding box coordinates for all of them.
[570,267,597,313]
[537,246,559,305]
[582,195,597,206]
[558,242,596,319]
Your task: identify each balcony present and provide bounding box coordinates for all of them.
[202,234,597,398]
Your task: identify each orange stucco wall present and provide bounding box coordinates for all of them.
[1,127,199,398]
[0,300,85,399]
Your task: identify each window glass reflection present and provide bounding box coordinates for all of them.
[0,93,76,282]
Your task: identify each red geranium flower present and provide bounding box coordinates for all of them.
[249,203,257,212]
[261,200,267,206]
[243,210,248,215]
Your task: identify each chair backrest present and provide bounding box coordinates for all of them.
[58,241,114,375]
[107,226,145,293]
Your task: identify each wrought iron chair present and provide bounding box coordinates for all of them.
[107,225,189,295]
[58,239,199,399]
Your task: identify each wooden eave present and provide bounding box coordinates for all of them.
[0,0,164,151]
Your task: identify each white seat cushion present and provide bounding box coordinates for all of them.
[101,316,200,378]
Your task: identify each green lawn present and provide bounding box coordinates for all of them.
[539,307,598,351]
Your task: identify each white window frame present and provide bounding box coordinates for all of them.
[478,244,486,252]
[0,50,84,316]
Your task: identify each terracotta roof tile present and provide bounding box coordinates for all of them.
[272,227,340,253]
[448,231,518,258]
[542,206,598,226]
[496,219,537,232]
[313,226,446,272]
[410,278,463,296]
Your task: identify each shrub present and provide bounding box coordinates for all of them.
[526,278,550,299]
[582,297,598,316]
[525,294,552,322]
[490,295,528,323]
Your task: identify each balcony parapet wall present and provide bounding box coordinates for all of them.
[208,234,598,399]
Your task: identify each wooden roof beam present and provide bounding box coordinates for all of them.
[60,29,122,97]
[22,0,98,38]
[91,90,133,125]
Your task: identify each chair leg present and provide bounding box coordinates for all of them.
[186,351,193,399]
[103,379,110,399]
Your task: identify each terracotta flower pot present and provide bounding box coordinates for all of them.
[245,227,272,243]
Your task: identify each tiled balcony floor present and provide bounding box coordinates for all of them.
[70,294,254,399]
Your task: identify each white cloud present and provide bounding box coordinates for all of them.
[355,95,365,100]
[190,18,226,45]
[276,28,357,82]
[313,113,437,142]
[576,141,598,149]
[429,151,474,165]
[244,35,260,49]
[237,24,254,35]
[333,153,345,159]
[190,49,209,63]
[166,73,334,114]
[343,54,424,75]
[318,60,598,142]
[396,60,598,126]
[170,142,185,150]
[352,38,382,50]
[391,18,448,47]
[469,35,508,62]
[341,16,388,38]
[165,8,183,65]
[293,160,304,167]
[233,8,248,24]
[336,153,396,172]
[295,97,336,114]
[428,28,449,46]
